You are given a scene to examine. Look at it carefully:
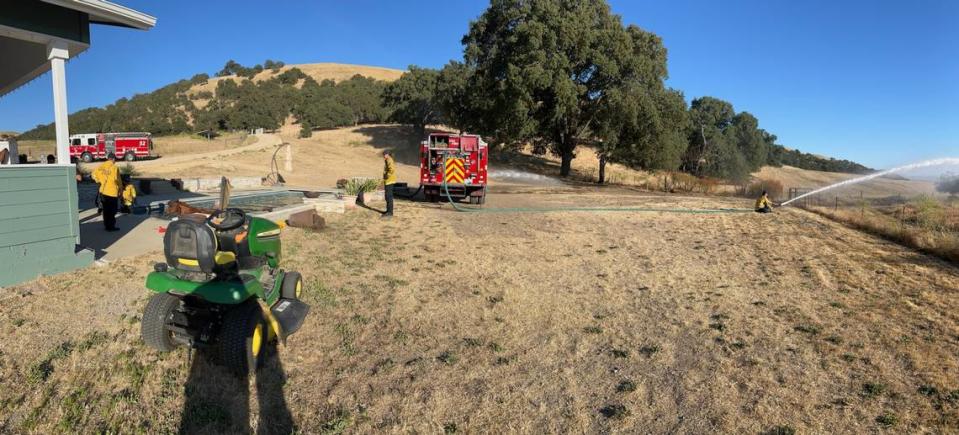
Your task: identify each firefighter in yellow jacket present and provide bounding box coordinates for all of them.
[120,174,137,213]
[755,190,774,214]
[92,153,121,231]
[382,150,396,218]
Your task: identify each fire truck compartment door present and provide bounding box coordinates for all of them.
[106,137,115,154]
[462,136,477,151]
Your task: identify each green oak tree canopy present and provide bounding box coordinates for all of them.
[462,0,664,177]
[382,66,442,135]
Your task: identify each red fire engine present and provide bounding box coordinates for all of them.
[69,132,155,162]
[420,133,488,204]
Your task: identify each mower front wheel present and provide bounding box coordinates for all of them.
[141,293,180,352]
[281,271,303,300]
[218,300,267,375]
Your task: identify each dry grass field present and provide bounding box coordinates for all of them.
[805,196,959,263]
[1,189,958,433]
[135,125,426,188]
[3,124,958,433]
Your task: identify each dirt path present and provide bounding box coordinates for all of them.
[1,189,957,433]
[79,133,283,175]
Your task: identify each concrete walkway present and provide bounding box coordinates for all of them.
[74,133,283,262]
[76,182,206,262]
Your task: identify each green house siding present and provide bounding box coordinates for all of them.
[0,166,93,287]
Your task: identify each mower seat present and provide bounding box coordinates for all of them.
[164,215,237,273]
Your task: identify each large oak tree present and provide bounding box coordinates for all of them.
[462,0,663,177]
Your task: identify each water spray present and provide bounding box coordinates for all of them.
[782,158,959,206]
[440,156,754,215]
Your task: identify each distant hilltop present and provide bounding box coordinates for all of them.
[17,61,406,141]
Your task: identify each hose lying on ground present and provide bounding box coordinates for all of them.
[438,156,754,215]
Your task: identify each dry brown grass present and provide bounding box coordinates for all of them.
[746,178,785,200]
[15,140,55,161]
[2,191,958,433]
[136,125,426,188]
[151,132,251,156]
[806,196,959,263]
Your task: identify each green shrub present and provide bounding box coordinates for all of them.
[299,122,313,138]
[343,177,380,195]
[119,163,140,177]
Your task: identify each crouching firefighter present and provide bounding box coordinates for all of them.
[755,190,774,213]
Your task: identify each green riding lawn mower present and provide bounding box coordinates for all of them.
[140,205,310,375]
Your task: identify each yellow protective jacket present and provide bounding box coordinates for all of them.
[383,156,396,185]
[122,184,137,206]
[755,195,772,209]
[93,160,121,197]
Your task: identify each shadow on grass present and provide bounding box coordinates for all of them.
[179,347,294,434]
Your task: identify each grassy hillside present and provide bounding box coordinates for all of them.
[192,63,404,95]
[17,63,404,140]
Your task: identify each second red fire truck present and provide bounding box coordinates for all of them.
[69,132,155,162]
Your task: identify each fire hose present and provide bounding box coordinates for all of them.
[438,156,754,215]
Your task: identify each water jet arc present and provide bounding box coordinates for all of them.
[781,158,959,206]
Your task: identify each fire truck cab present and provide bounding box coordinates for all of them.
[420,133,488,204]
[70,132,155,163]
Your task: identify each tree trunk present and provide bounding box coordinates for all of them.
[560,151,573,177]
[559,136,576,177]
[598,154,607,184]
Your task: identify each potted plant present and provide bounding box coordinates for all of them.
[342,178,379,208]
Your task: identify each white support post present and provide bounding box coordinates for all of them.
[285,143,293,173]
[47,40,70,164]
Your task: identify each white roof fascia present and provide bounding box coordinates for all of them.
[39,0,156,30]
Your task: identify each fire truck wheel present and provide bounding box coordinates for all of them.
[81,152,93,163]
[124,151,136,162]
[470,196,480,205]
[478,194,486,205]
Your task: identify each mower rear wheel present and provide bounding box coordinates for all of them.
[218,300,266,375]
[141,293,180,352]
[281,271,303,300]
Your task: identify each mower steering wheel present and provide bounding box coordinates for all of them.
[207,208,246,231]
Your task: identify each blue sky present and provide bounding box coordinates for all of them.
[1,0,957,170]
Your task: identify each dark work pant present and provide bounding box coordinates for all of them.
[102,194,118,229]
[756,206,772,214]
[384,184,394,215]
